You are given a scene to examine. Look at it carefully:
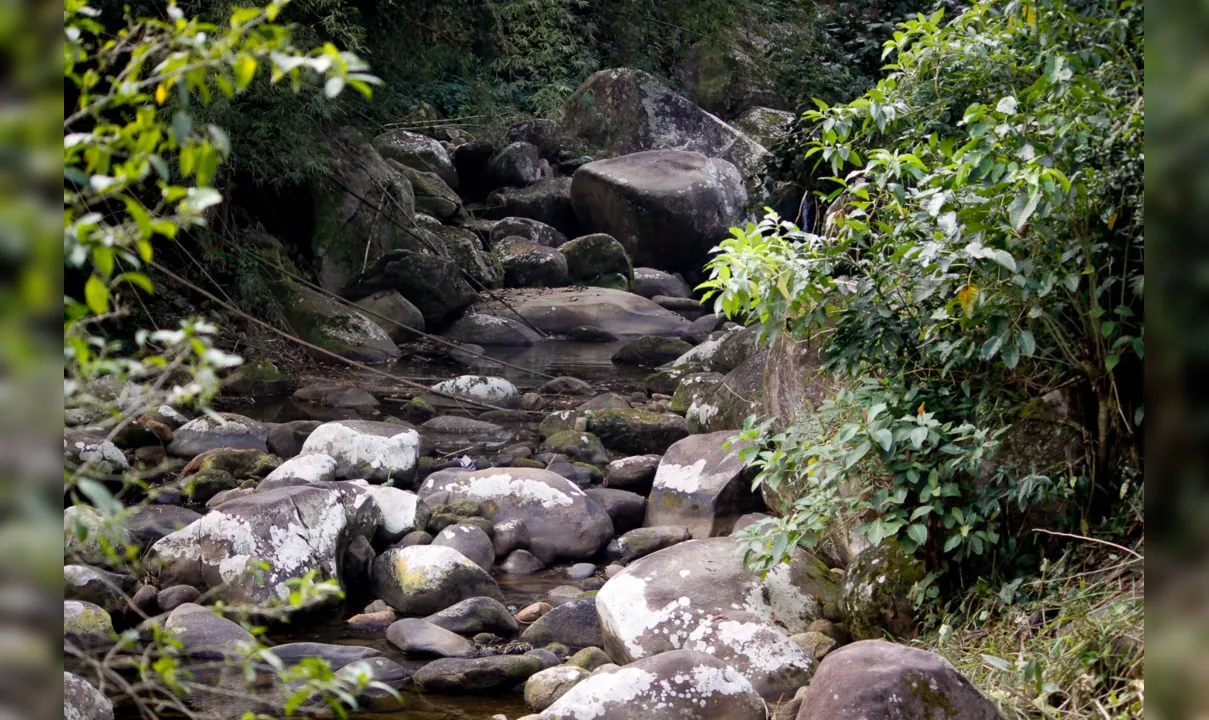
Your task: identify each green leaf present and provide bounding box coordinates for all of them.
[844,441,872,469]
[943,534,963,552]
[1002,343,1020,368]
[909,426,929,449]
[1008,191,1040,233]
[872,429,894,453]
[989,249,1016,272]
[84,274,109,315]
[907,523,928,545]
[980,333,1005,359]
[1017,330,1036,356]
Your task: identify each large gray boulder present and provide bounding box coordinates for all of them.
[372,129,458,187]
[571,149,746,275]
[386,617,476,658]
[504,119,562,160]
[299,420,422,485]
[495,237,569,288]
[354,290,425,343]
[279,281,401,363]
[471,287,690,337]
[586,409,688,455]
[519,598,603,648]
[413,654,547,693]
[419,467,613,563]
[391,162,462,220]
[429,225,502,289]
[312,127,421,295]
[64,671,114,720]
[167,413,268,458]
[371,544,502,615]
[344,249,479,329]
[796,641,1006,720]
[443,313,540,346]
[595,536,836,701]
[485,177,580,237]
[538,649,765,720]
[488,141,543,187]
[645,430,763,539]
[559,233,633,286]
[562,68,769,182]
[150,484,379,612]
[632,267,694,299]
[489,217,568,248]
[431,523,495,571]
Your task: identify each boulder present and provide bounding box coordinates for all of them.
[268,642,384,669]
[392,162,462,219]
[372,129,457,187]
[279,281,401,363]
[431,523,495,571]
[485,177,580,238]
[840,542,925,640]
[734,106,796,148]
[64,600,115,648]
[344,249,479,330]
[496,237,569,288]
[568,646,612,671]
[586,409,689,455]
[65,505,130,567]
[64,564,136,613]
[444,314,541,346]
[430,225,502,289]
[426,596,519,637]
[681,313,724,344]
[669,371,725,413]
[123,505,201,549]
[419,468,613,562]
[431,375,519,402]
[64,430,130,475]
[559,233,633,286]
[678,41,784,119]
[583,488,647,535]
[539,376,595,395]
[540,431,609,466]
[577,393,631,411]
[371,544,502,615]
[525,664,589,712]
[64,671,114,720]
[796,640,1006,720]
[645,431,763,538]
[501,549,547,575]
[520,598,602,648]
[492,518,530,557]
[566,562,597,580]
[451,139,496,200]
[167,413,268,458]
[566,325,618,342]
[363,485,428,544]
[612,336,693,367]
[504,119,562,160]
[150,484,379,611]
[488,141,543,187]
[413,654,547,693]
[386,617,476,658]
[299,420,422,484]
[355,290,426,343]
[489,217,568,249]
[613,525,692,564]
[156,585,201,612]
[471,287,690,337]
[670,326,741,372]
[604,454,661,493]
[158,602,257,658]
[267,420,322,459]
[538,649,764,720]
[562,68,769,182]
[596,536,837,700]
[421,416,514,453]
[632,267,694,299]
[258,454,336,491]
[337,657,413,712]
[312,127,421,295]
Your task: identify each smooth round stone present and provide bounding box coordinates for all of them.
[565,563,596,580]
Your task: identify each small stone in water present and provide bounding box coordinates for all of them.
[565,562,596,580]
[516,602,552,624]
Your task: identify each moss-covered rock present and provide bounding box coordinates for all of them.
[429,226,502,289]
[392,162,464,220]
[495,237,569,288]
[355,289,426,343]
[224,359,287,396]
[372,129,458,187]
[344,249,479,329]
[559,233,632,287]
[64,600,115,648]
[279,280,401,363]
[733,106,796,148]
[586,409,689,455]
[371,545,503,615]
[484,177,580,238]
[540,431,609,466]
[670,371,724,415]
[840,542,925,640]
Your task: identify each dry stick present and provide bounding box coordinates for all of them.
[232,243,557,381]
[1030,528,1144,560]
[150,260,539,415]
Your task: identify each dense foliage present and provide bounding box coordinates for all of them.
[702,0,1143,592]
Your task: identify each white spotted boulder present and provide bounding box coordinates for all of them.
[299,420,422,485]
[644,431,764,538]
[538,648,765,720]
[595,536,837,702]
[431,375,519,402]
[149,484,380,613]
[371,544,503,615]
[167,413,268,457]
[419,467,613,563]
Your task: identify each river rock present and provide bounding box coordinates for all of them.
[392,162,462,219]
[632,268,694,299]
[64,600,114,648]
[345,249,479,330]
[64,671,114,720]
[583,488,647,535]
[414,654,547,693]
[669,371,724,414]
[612,336,693,367]
[501,549,547,575]
[563,68,769,184]
[680,313,724,344]
[485,177,579,238]
[604,454,660,493]
[419,468,613,562]
[539,377,594,395]
[156,584,201,612]
[577,393,631,411]
[182,448,279,479]
[297,420,422,485]
[537,649,764,720]
[432,523,495,571]
[472,286,689,337]
[488,141,543,187]
[540,431,608,466]
[496,236,569,288]
[505,119,562,160]
[370,544,502,615]
[444,314,541,346]
[596,536,837,700]
[64,565,135,614]
[520,598,602,649]
[64,430,129,475]
[614,525,693,564]
[426,596,519,637]
[269,642,384,669]
[840,542,925,640]
[525,664,590,712]
[266,420,321,459]
[586,409,688,455]
[386,617,476,658]
[355,289,426,343]
[124,505,200,549]
[491,518,529,556]
[159,602,257,658]
[280,281,402,363]
[65,505,131,567]
[430,225,502,288]
[150,484,379,612]
[431,375,519,402]
[363,485,427,544]
[489,217,568,248]
[796,640,1005,720]
[645,430,763,538]
[336,657,413,712]
[559,233,632,287]
[733,106,795,148]
[373,129,458,187]
[167,413,268,458]
[258,453,337,491]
